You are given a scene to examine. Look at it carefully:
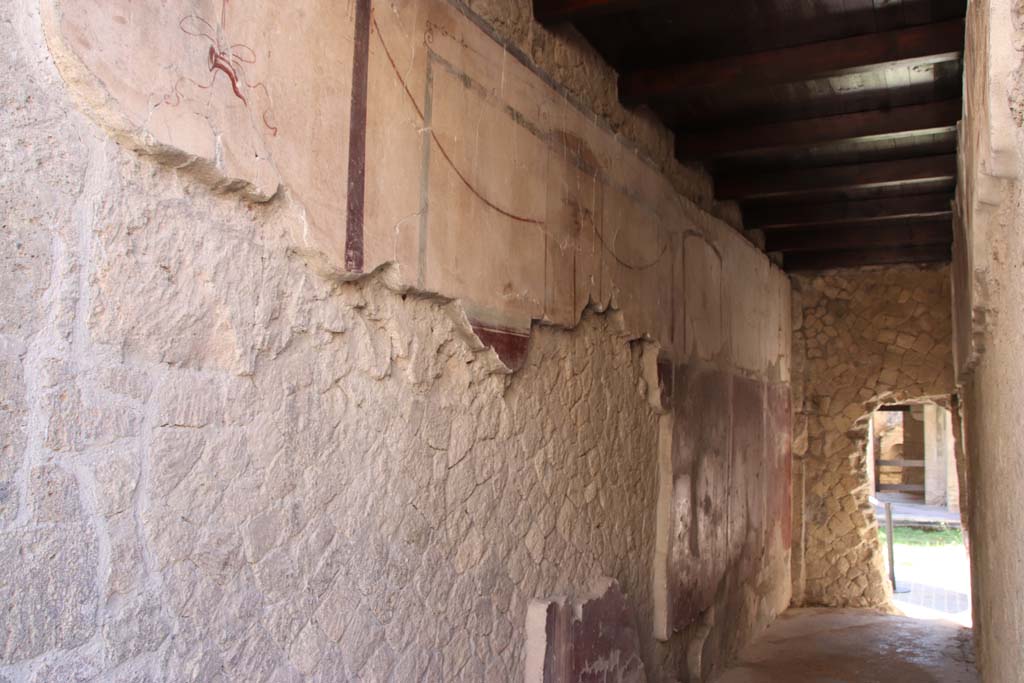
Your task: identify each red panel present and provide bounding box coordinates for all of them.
[670,364,731,629]
[767,383,793,549]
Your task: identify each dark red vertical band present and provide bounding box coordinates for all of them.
[345,0,371,273]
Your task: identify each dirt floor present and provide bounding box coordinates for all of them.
[713,608,977,683]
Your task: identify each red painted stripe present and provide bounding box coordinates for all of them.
[345,0,371,273]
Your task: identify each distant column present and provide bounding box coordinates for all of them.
[923,404,948,506]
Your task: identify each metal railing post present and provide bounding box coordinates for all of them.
[885,501,896,590]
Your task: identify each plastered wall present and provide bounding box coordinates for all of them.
[790,266,954,608]
[1,0,791,681]
[955,1,1024,679]
[38,0,767,364]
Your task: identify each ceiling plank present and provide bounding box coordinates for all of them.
[676,99,961,159]
[533,0,663,23]
[745,194,953,229]
[766,220,952,252]
[755,215,954,237]
[620,18,964,104]
[716,154,956,200]
[783,243,951,270]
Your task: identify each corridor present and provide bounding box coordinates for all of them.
[5,0,1024,679]
[714,609,976,683]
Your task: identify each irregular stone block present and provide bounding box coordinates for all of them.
[790,266,954,608]
[28,465,82,524]
[0,523,99,662]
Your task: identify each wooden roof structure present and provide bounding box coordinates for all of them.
[534,0,965,270]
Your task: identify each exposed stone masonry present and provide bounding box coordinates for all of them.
[1,0,790,680]
[0,129,667,679]
[790,265,955,608]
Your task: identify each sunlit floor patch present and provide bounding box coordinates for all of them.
[713,608,977,683]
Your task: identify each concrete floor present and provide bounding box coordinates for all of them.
[713,608,977,683]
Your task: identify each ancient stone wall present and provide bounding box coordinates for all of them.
[790,265,954,608]
[1,0,790,681]
[955,0,1024,678]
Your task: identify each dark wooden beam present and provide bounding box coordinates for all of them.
[676,100,962,160]
[621,19,965,104]
[766,220,951,252]
[533,0,663,23]
[758,216,953,238]
[745,194,953,229]
[783,244,951,271]
[717,154,957,200]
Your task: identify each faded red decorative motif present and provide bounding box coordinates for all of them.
[160,0,278,136]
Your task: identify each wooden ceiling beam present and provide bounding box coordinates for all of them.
[745,194,953,229]
[676,100,962,160]
[755,216,954,237]
[532,0,663,23]
[620,19,965,105]
[716,154,957,200]
[783,244,951,271]
[766,220,952,252]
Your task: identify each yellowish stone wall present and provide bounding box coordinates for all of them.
[791,265,954,607]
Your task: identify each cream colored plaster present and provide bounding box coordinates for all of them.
[956,3,1024,678]
[39,0,789,369]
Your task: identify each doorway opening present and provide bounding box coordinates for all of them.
[868,402,971,627]
[868,404,959,510]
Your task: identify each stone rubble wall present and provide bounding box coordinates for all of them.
[1,1,791,682]
[790,265,954,608]
[3,90,664,680]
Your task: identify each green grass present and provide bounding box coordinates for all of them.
[878,526,963,547]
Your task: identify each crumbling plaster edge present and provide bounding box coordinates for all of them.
[34,0,782,267]
[37,0,788,381]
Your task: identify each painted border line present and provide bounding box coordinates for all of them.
[345,0,372,273]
